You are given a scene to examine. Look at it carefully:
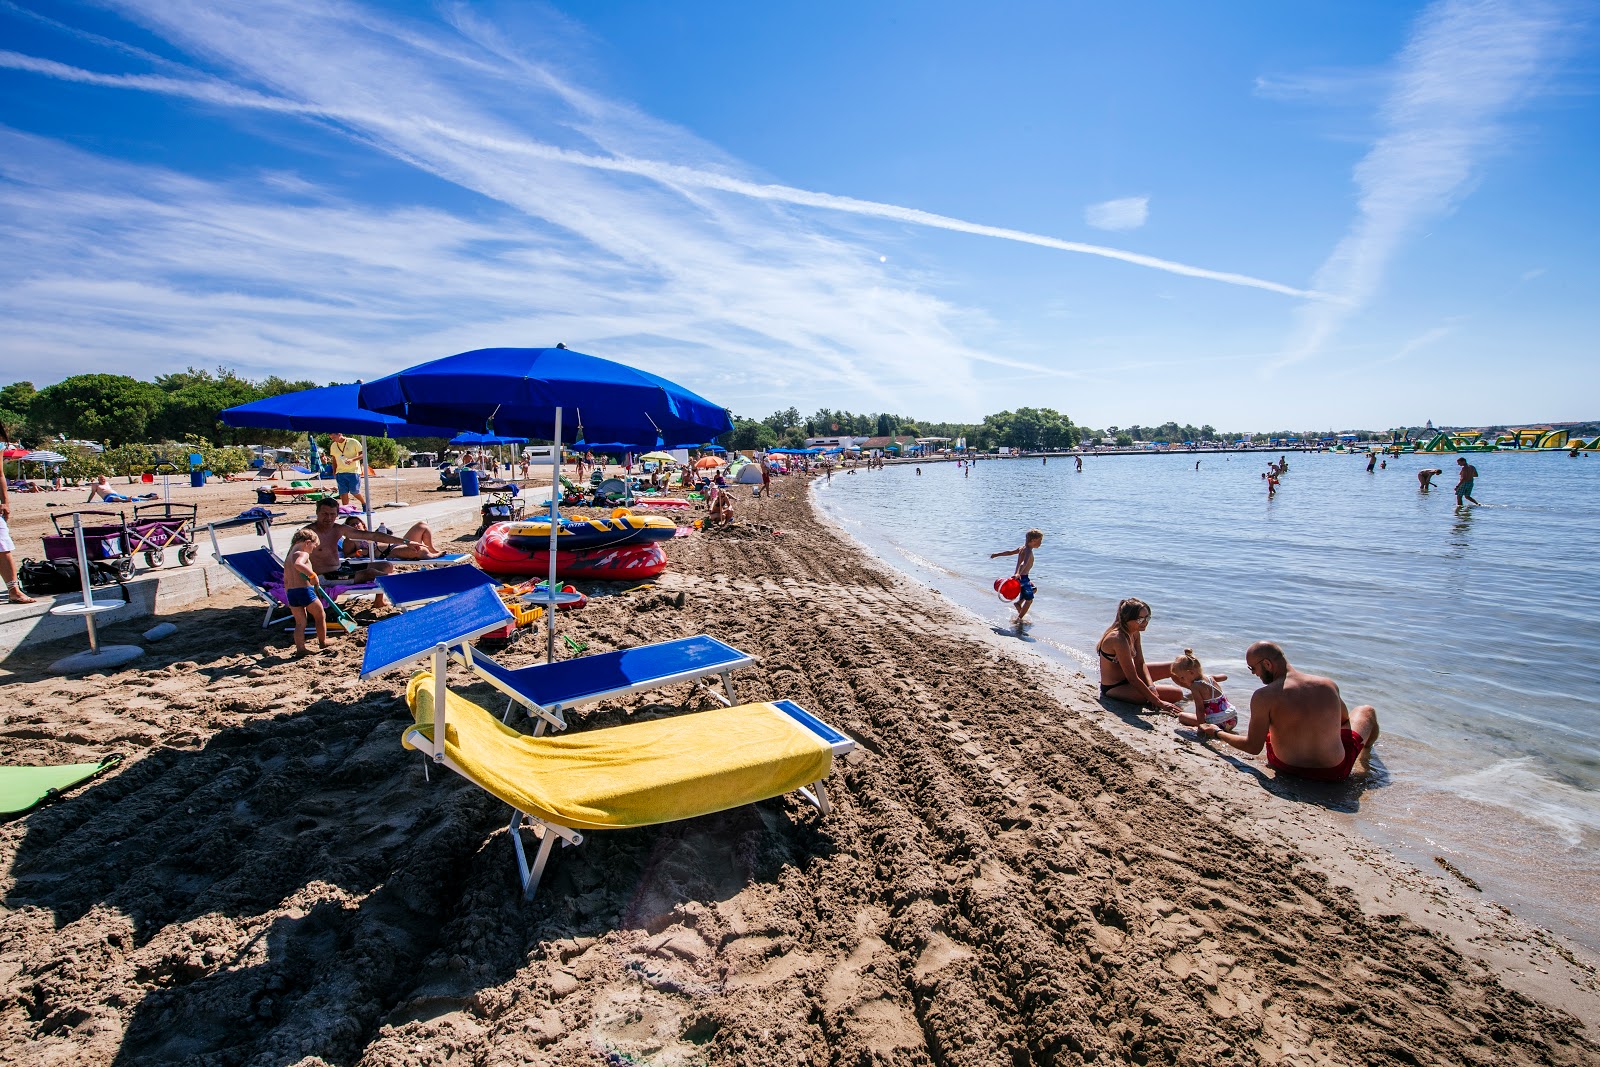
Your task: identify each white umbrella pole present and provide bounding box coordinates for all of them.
[548,408,561,664]
[361,434,373,531]
[73,514,99,653]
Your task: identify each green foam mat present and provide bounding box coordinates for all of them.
[0,755,122,815]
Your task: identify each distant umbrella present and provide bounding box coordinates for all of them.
[22,450,68,464]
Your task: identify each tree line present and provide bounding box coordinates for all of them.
[720,408,1237,452]
[0,369,323,448]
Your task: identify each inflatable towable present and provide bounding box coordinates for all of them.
[501,512,677,550]
[475,522,668,580]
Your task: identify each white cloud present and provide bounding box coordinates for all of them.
[0,8,1319,299]
[1277,0,1567,369]
[1083,196,1149,232]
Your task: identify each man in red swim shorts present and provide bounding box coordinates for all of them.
[1198,641,1379,781]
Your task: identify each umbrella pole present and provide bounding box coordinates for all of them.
[361,435,374,532]
[547,408,561,664]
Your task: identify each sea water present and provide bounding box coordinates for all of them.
[814,451,1600,949]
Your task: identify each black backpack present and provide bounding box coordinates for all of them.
[17,558,128,597]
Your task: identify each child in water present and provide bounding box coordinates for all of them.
[990,529,1044,628]
[1167,649,1238,732]
[283,528,328,654]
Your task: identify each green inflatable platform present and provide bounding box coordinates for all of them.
[0,755,122,816]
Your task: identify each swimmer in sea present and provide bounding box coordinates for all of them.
[1454,457,1480,507]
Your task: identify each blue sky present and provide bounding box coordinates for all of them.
[0,0,1594,430]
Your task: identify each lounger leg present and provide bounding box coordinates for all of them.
[721,671,738,706]
[797,780,832,817]
[502,696,516,724]
[509,813,582,900]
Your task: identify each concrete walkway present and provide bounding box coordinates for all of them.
[0,488,512,660]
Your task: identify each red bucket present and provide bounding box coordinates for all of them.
[994,577,1021,603]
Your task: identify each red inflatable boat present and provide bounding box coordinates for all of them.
[474,522,668,580]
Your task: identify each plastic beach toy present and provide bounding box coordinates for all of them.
[995,577,1021,602]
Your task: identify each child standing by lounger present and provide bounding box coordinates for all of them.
[284,529,327,654]
[1167,649,1238,732]
[990,528,1044,628]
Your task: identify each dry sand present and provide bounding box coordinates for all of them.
[2,476,1597,1065]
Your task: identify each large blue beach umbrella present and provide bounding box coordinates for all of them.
[223,384,458,531]
[359,346,732,662]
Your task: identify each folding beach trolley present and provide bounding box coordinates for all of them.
[43,510,136,580]
[128,502,200,568]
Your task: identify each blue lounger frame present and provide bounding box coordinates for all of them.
[456,634,757,735]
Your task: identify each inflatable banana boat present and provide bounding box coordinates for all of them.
[474,522,669,580]
[501,512,677,550]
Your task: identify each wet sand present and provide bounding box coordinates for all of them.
[1,476,1596,1065]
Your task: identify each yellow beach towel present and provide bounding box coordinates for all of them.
[404,673,833,831]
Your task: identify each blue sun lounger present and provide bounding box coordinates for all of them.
[375,563,499,608]
[456,634,757,735]
[360,584,851,900]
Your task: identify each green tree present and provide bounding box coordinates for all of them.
[31,374,167,446]
[1116,433,1134,448]
[0,381,36,415]
[153,368,265,444]
[721,416,778,452]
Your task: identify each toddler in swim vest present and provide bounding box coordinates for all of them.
[1168,649,1238,732]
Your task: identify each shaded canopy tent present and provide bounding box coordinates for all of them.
[449,430,529,475]
[448,431,528,446]
[359,346,732,663]
[222,384,458,531]
[701,444,726,453]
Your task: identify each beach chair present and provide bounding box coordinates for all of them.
[375,563,499,608]
[458,634,756,735]
[208,528,378,629]
[359,585,853,899]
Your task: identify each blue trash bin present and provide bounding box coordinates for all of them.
[459,468,480,497]
[190,470,206,488]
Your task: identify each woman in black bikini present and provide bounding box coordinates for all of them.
[1096,598,1185,713]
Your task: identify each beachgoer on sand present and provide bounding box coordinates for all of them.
[283,528,328,654]
[1455,457,1480,507]
[1199,641,1379,781]
[327,432,365,508]
[990,528,1043,628]
[1095,598,1184,713]
[303,499,426,602]
[1167,649,1238,732]
[0,421,34,604]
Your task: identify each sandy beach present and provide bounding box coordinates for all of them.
[2,474,1597,1065]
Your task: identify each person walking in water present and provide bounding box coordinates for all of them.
[990,529,1043,629]
[1075,455,1083,472]
[1418,468,1443,490]
[1454,457,1480,507]
[1366,452,1377,473]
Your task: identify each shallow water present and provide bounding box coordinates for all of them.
[814,450,1600,949]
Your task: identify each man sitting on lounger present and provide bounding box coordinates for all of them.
[303,499,436,591]
[1199,641,1379,781]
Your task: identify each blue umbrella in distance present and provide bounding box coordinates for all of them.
[223,384,458,530]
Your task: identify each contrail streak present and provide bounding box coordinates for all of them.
[0,48,1325,299]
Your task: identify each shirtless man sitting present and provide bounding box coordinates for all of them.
[1199,641,1379,781]
[303,499,424,593]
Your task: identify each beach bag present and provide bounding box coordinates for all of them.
[17,558,127,596]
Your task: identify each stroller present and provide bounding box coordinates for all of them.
[128,501,200,568]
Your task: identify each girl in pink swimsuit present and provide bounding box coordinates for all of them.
[1168,649,1238,732]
